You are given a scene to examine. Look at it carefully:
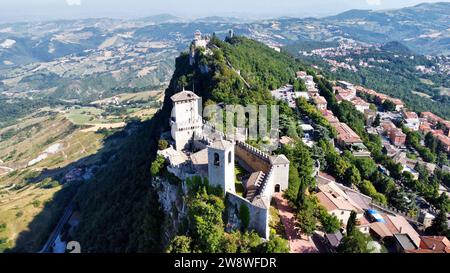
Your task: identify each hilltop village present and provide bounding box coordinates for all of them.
[153,32,450,253]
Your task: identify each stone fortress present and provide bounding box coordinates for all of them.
[159,88,290,239]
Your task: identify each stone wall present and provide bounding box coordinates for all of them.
[227,192,270,240]
[234,141,271,174]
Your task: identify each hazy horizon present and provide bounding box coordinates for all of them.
[0,0,449,24]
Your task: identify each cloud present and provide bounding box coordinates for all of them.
[66,0,82,6]
[366,0,382,5]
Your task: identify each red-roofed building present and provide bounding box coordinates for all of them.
[321,110,340,124]
[350,97,370,113]
[421,112,442,125]
[437,135,450,153]
[389,128,407,147]
[391,99,405,111]
[407,236,450,253]
[381,120,396,133]
[332,122,363,147]
[419,122,432,134]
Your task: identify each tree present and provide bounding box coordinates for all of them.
[285,164,300,202]
[328,154,351,182]
[221,232,240,253]
[317,206,341,233]
[158,139,169,150]
[293,78,307,91]
[167,236,192,253]
[354,157,377,179]
[296,179,307,207]
[239,232,263,253]
[360,180,388,205]
[189,194,225,253]
[346,211,357,235]
[264,235,289,253]
[239,204,250,230]
[296,197,317,236]
[426,208,449,237]
[337,230,371,253]
[150,155,165,177]
[344,166,361,187]
[373,114,381,127]
[382,100,396,112]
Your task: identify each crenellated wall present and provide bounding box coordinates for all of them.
[234,141,272,174]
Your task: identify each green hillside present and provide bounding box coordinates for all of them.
[68,36,306,252]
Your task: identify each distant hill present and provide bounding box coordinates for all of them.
[321,2,450,54]
[133,14,182,24]
[380,41,412,54]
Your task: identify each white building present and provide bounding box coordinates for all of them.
[208,140,236,194]
[402,111,420,131]
[170,90,203,151]
[337,80,355,91]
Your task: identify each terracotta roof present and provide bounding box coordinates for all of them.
[170,90,199,102]
[317,172,336,184]
[370,222,394,238]
[421,112,442,122]
[333,122,362,144]
[419,236,450,253]
[350,97,369,107]
[437,135,450,147]
[391,99,404,106]
[316,192,338,211]
[296,71,307,78]
[403,111,419,120]
[385,214,421,247]
[317,182,363,213]
[279,136,294,145]
[190,148,209,166]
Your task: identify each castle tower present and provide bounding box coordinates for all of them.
[170,90,203,151]
[208,140,235,194]
[194,30,202,41]
[228,29,234,39]
[269,155,290,193]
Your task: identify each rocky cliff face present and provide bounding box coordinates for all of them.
[153,177,188,249]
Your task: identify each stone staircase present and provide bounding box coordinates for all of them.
[246,167,274,202]
[246,172,266,201]
[256,167,274,197]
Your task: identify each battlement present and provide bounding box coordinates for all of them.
[256,166,274,197]
[235,140,271,162]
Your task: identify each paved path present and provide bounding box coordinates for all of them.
[273,193,319,253]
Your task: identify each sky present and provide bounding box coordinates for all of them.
[0,0,448,23]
